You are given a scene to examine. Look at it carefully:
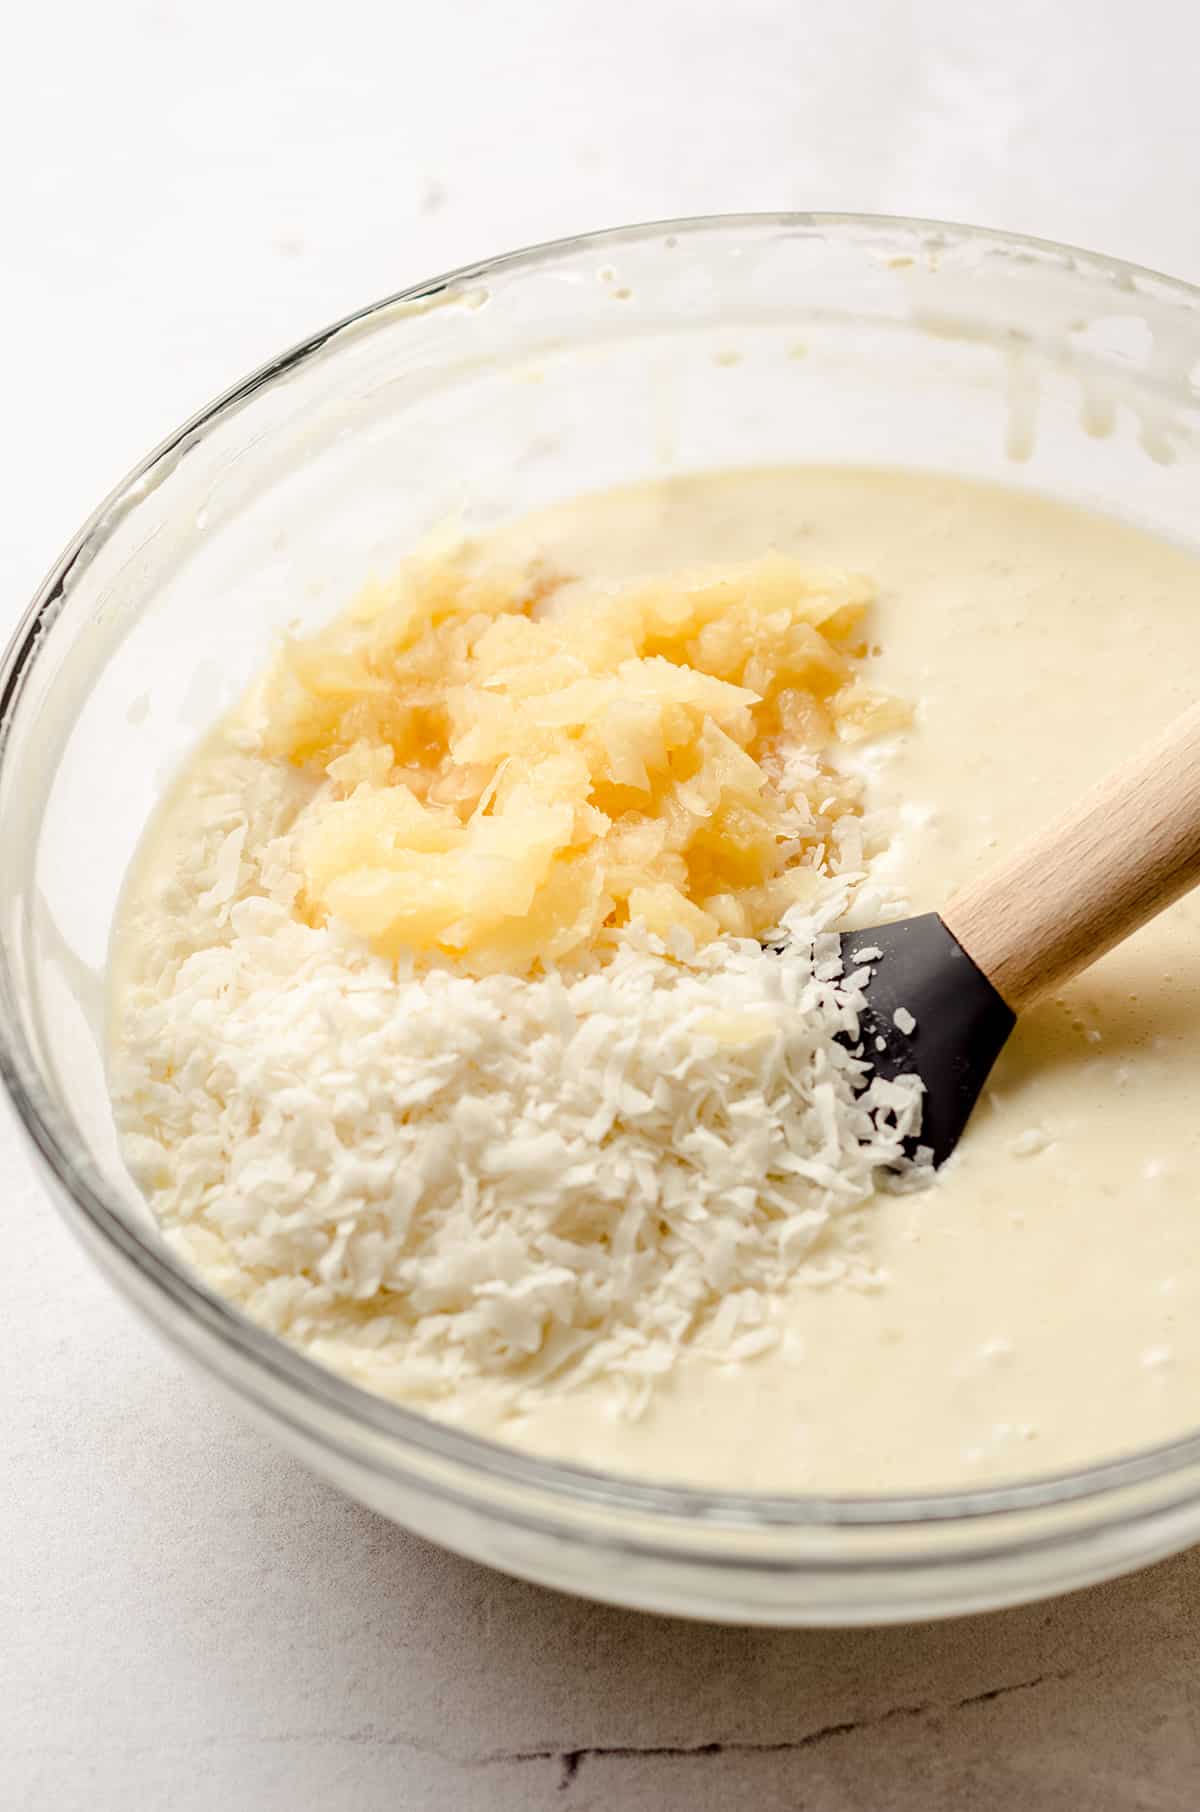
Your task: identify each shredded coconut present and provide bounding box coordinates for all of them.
[111,741,926,1417]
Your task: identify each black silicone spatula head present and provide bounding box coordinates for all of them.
[840,915,1015,1167]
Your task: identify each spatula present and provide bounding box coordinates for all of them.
[843,700,1200,1165]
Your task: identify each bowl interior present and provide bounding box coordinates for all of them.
[5,212,1200,1498]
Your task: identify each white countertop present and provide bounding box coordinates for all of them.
[5,3,1200,1806]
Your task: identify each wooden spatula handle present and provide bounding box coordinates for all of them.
[941,700,1200,1013]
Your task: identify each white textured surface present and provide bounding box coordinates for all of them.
[4,3,1200,1806]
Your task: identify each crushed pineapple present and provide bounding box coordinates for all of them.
[262,550,908,972]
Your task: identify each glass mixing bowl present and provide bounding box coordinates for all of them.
[5,214,1200,1626]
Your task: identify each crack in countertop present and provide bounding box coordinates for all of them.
[497,1666,1079,1789]
[8,1666,1080,1778]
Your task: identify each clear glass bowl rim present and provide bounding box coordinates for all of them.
[5,208,1200,1541]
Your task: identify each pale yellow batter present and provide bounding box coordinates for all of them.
[113,468,1200,1493]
